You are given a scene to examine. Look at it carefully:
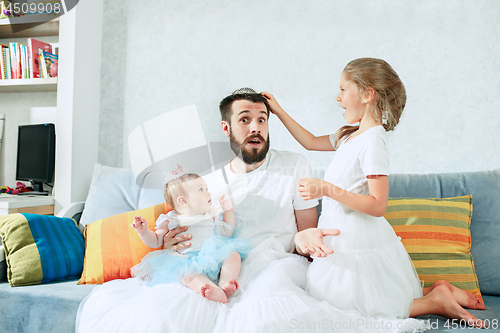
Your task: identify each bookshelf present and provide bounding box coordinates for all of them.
[0,16,59,38]
[0,16,59,92]
[0,0,103,213]
[0,77,57,92]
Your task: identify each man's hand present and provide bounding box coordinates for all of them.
[295,228,340,257]
[162,226,192,252]
[130,215,148,234]
[297,178,325,200]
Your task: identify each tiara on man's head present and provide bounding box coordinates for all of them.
[232,87,258,95]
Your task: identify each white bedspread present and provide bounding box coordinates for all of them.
[76,237,428,333]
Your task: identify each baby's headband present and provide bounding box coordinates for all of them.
[232,87,258,95]
[166,164,189,182]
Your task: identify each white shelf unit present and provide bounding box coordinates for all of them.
[0,16,59,92]
[0,16,59,37]
[0,77,57,92]
[1,0,102,213]
[0,195,55,215]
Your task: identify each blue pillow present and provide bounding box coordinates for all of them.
[80,163,164,226]
[0,213,84,286]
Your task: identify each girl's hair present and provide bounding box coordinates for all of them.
[334,58,406,149]
[164,173,200,210]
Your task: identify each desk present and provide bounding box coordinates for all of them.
[0,195,55,215]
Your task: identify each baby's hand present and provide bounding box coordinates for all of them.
[130,215,148,234]
[219,195,233,212]
[261,91,284,115]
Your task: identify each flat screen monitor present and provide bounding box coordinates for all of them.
[16,123,55,195]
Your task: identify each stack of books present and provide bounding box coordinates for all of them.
[0,38,58,80]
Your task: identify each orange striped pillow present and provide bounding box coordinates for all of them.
[385,195,482,300]
[78,203,171,284]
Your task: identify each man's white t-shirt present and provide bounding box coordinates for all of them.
[214,149,318,253]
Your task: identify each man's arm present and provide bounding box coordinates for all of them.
[295,206,318,232]
[295,207,318,256]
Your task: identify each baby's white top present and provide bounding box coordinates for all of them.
[156,209,230,254]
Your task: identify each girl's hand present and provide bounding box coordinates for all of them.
[297,178,325,200]
[219,194,233,212]
[261,91,284,116]
[130,215,148,234]
[295,228,340,257]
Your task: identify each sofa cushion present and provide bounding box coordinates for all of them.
[79,164,140,226]
[78,202,170,284]
[389,169,500,296]
[80,164,165,226]
[385,196,481,300]
[420,295,500,331]
[0,214,84,286]
[0,279,95,333]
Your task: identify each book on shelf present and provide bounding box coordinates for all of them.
[0,1,12,19]
[0,37,58,82]
[22,44,29,79]
[3,47,12,79]
[27,38,53,79]
[0,44,6,80]
[42,51,57,78]
[39,51,47,78]
[9,42,20,79]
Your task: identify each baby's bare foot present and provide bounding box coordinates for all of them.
[220,279,239,298]
[200,284,228,303]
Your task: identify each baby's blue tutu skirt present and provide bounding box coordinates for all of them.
[131,235,251,287]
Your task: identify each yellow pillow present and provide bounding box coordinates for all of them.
[385,195,482,300]
[78,203,170,284]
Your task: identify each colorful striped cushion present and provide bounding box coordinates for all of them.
[384,195,482,300]
[0,213,84,286]
[78,202,170,284]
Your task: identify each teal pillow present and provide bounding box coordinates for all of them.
[0,213,84,286]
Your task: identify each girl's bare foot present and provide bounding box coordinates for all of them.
[431,285,487,328]
[200,284,228,303]
[431,280,485,310]
[220,279,239,298]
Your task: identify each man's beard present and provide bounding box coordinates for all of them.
[229,131,270,165]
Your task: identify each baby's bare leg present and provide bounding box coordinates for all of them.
[181,274,227,303]
[218,252,241,298]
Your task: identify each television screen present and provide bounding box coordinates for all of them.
[16,123,56,193]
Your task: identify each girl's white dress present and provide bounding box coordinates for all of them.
[307,125,423,319]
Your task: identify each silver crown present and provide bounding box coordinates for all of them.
[232,87,258,95]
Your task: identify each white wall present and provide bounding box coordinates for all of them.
[97,0,500,176]
[1,1,499,206]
